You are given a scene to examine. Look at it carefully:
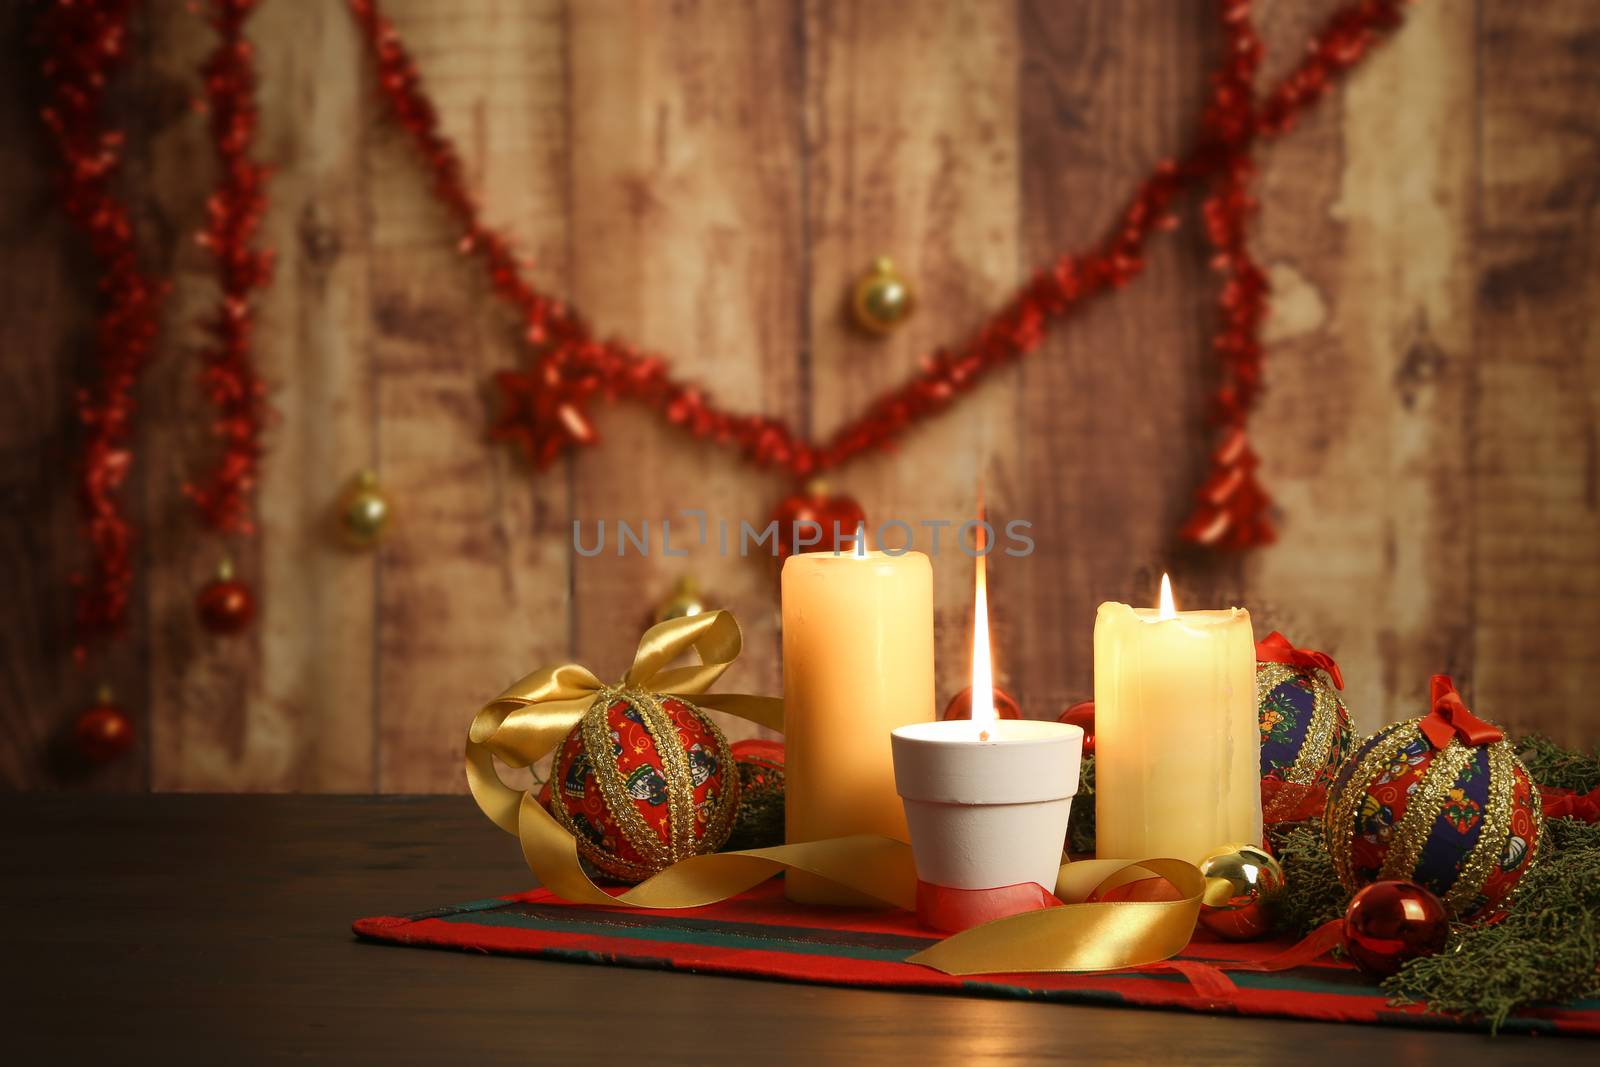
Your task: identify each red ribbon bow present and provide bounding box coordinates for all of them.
[1418,674,1502,750]
[1255,632,1344,690]
[1542,785,1600,823]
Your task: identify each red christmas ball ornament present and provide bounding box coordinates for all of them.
[549,693,739,883]
[73,688,135,764]
[1058,701,1095,755]
[771,482,866,558]
[1325,675,1540,919]
[1342,879,1450,978]
[197,559,255,634]
[942,686,1022,722]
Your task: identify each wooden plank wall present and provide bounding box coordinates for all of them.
[3,0,1597,792]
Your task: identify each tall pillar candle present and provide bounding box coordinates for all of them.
[782,549,935,903]
[1093,596,1260,863]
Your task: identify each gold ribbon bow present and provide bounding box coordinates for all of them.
[465,608,1206,973]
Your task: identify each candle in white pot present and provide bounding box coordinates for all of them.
[892,529,1081,921]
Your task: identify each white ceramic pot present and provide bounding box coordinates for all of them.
[890,719,1083,892]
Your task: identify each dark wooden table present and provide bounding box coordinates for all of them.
[3,795,1589,1065]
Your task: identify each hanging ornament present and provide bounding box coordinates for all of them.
[548,692,739,884]
[1324,674,1542,919]
[1342,879,1450,978]
[653,576,707,624]
[338,469,393,549]
[1196,842,1285,941]
[771,482,866,559]
[850,256,915,335]
[942,685,1022,722]
[1058,701,1096,756]
[725,738,786,852]
[73,686,135,765]
[197,558,256,634]
[1256,632,1354,787]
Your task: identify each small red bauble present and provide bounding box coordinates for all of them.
[1342,879,1450,978]
[1058,701,1095,755]
[942,686,1022,722]
[771,483,866,558]
[197,561,255,634]
[74,698,135,764]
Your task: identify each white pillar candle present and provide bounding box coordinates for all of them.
[1093,576,1261,863]
[782,549,935,904]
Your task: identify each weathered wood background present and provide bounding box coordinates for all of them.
[3,0,1597,792]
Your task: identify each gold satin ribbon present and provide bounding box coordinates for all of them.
[465,608,1205,974]
[908,857,1206,974]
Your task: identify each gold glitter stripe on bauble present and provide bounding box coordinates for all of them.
[1328,722,1417,890]
[1378,738,1474,883]
[553,704,660,883]
[585,689,676,872]
[694,707,741,853]
[1443,740,1516,915]
[634,690,700,863]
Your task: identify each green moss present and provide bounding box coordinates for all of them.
[1383,816,1600,1032]
[1067,754,1096,856]
[1516,734,1600,793]
[1265,818,1349,937]
[723,760,785,852]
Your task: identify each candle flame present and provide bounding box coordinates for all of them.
[1158,572,1177,620]
[970,501,995,740]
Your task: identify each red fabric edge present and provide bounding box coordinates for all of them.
[351,908,1598,1037]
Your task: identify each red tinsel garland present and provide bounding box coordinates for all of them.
[185,0,272,537]
[42,0,272,655]
[349,0,1406,548]
[1180,0,1407,548]
[38,0,167,651]
[45,0,1405,655]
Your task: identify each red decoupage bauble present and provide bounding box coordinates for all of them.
[1342,879,1450,978]
[725,738,786,852]
[942,686,1022,722]
[771,485,866,558]
[549,693,739,883]
[1058,701,1095,755]
[197,562,256,634]
[73,698,135,764]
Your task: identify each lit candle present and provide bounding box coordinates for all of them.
[782,547,935,904]
[890,533,1082,931]
[1093,575,1261,863]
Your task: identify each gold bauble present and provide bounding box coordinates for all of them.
[653,575,707,624]
[338,469,392,549]
[1196,842,1285,941]
[850,256,915,334]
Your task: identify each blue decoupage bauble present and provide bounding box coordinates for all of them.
[1323,675,1543,919]
[1255,633,1354,786]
